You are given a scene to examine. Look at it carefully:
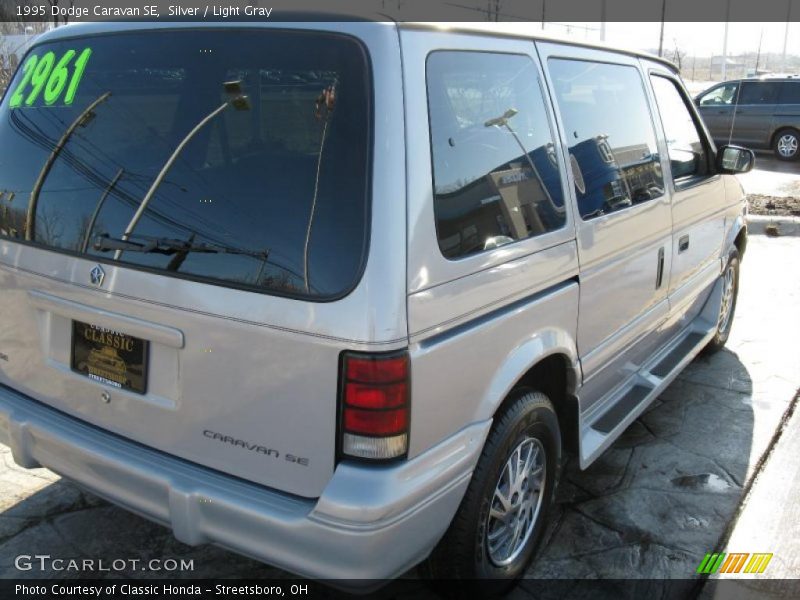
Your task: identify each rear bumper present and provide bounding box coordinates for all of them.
[0,384,490,581]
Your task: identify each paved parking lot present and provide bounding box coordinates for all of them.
[1,232,799,594]
[737,152,800,198]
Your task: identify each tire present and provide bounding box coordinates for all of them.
[704,249,740,354]
[422,389,561,591]
[773,128,800,161]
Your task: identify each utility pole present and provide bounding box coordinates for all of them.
[721,0,731,81]
[600,0,607,41]
[755,29,763,74]
[781,0,792,72]
[658,0,666,57]
[541,0,546,31]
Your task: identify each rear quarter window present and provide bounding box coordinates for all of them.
[0,29,371,300]
[778,82,800,105]
[426,51,566,260]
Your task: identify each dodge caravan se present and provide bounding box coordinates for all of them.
[0,21,753,585]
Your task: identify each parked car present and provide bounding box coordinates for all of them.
[695,77,800,160]
[0,21,753,588]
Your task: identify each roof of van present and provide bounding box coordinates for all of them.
[33,19,678,73]
[399,22,678,71]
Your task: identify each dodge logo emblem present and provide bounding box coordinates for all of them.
[89,265,105,287]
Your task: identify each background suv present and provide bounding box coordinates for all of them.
[695,77,800,160]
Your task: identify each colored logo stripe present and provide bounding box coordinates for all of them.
[696,552,773,574]
[720,553,749,573]
[744,553,773,574]
[697,553,726,574]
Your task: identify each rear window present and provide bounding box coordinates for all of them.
[0,30,371,299]
[778,82,800,105]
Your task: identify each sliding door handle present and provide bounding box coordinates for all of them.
[656,247,665,289]
[678,235,690,253]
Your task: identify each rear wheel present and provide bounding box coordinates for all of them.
[705,249,740,354]
[773,128,800,161]
[423,390,560,590]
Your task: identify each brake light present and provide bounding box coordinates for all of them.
[340,351,409,460]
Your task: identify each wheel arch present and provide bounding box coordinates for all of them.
[723,211,748,264]
[479,330,581,456]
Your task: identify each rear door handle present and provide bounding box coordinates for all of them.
[678,235,690,252]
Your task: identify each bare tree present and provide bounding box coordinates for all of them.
[36,205,65,247]
[671,39,686,71]
[46,0,76,26]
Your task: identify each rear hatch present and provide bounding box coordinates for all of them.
[0,27,374,498]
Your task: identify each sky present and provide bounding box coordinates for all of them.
[424,21,798,60]
[579,22,798,58]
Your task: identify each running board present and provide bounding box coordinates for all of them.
[579,278,723,469]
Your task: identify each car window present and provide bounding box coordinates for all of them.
[426,51,566,260]
[738,82,781,105]
[651,76,710,183]
[698,83,738,106]
[547,59,664,220]
[778,82,800,104]
[0,30,371,299]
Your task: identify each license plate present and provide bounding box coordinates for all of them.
[71,320,148,394]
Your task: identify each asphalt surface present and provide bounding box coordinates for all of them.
[1,233,799,595]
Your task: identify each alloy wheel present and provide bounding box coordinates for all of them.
[486,437,546,566]
[718,263,736,334]
[777,134,798,158]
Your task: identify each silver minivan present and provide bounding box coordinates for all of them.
[0,21,753,586]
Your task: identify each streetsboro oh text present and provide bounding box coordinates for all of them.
[46,5,275,17]
[16,584,308,596]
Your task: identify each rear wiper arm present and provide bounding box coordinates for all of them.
[93,233,269,259]
[93,233,221,255]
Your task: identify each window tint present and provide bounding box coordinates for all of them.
[426,52,565,260]
[651,76,709,181]
[739,82,781,105]
[548,59,663,220]
[699,83,738,106]
[0,31,371,299]
[778,82,800,104]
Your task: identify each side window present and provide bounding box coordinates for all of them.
[699,83,738,106]
[650,76,710,183]
[778,82,800,105]
[547,59,664,220]
[738,82,781,105]
[426,52,566,260]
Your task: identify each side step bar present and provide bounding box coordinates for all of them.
[578,278,723,468]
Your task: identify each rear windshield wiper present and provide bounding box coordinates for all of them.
[93,233,269,259]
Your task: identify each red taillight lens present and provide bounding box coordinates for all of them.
[344,382,407,409]
[346,356,408,383]
[340,351,409,460]
[343,407,408,436]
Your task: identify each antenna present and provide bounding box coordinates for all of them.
[727,81,742,147]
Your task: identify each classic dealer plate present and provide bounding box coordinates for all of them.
[71,320,148,394]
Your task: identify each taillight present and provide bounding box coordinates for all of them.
[339,351,410,460]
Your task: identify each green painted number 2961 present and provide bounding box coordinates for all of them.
[9,48,92,109]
